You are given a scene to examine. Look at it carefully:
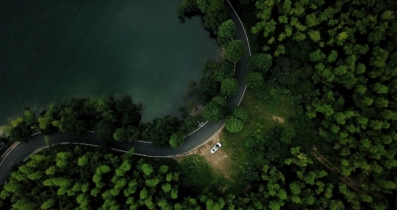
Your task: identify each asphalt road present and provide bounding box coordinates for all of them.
[0,1,251,185]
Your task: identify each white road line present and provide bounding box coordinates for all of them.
[1,2,252,164]
[23,143,101,162]
[227,0,252,56]
[226,0,251,106]
[31,132,42,136]
[0,142,21,166]
[136,140,152,144]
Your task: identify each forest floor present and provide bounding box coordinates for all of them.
[189,104,204,117]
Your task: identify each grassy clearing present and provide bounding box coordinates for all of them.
[254,84,341,166]
[222,83,341,180]
[222,86,297,183]
[178,154,240,196]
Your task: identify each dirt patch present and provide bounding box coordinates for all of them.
[258,110,285,124]
[221,47,226,59]
[272,115,285,123]
[189,104,204,117]
[173,129,231,178]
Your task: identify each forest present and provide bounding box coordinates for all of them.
[0,143,360,210]
[1,0,397,209]
[1,95,203,149]
[231,0,397,208]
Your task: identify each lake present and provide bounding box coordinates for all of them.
[0,0,220,123]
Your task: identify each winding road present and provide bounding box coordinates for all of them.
[0,1,251,185]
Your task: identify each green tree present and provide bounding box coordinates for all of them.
[308,30,321,42]
[177,0,198,17]
[95,119,115,140]
[195,0,228,34]
[211,96,227,107]
[202,97,227,122]
[41,198,56,209]
[221,78,239,97]
[23,109,36,127]
[142,116,181,147]
[9,122,32,143]
[203,102,225,122]
[159,165,169,174]
[309,49,326,62]
[59,107,87,136]
[141,164,153,176]
[231,106,248,122]
[225,116,244,133]
[218,19,236,38]
[244,71,263,89]
[248,53,273,74]
[38,104,59,134]
[327,50,338,63]
[113,128,126,141]
[162,183,171,193]
[225,40,246,62]
[169,132,185,148]
[196,0,224,14]
[113,96,142,127]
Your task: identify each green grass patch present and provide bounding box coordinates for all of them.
[255,85,341,164]
[179,154,240,196]
[222,83,341,181]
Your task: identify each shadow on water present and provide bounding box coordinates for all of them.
[0,0,221,124]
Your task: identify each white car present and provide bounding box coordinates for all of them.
[210,143,221,154]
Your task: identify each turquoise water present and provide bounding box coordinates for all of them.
[0,0,220,123]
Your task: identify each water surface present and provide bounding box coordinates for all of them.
[0,0,220,123]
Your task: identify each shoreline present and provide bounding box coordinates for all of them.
[0,126,8,138]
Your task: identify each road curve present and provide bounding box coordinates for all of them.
[0,1,251,185]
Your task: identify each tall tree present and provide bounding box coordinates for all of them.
[225,40,246,62]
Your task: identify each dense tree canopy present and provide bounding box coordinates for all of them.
[245,0,397,207]
[142,116,182,147]
[244,71,264,89]
[0,146,184,209]
[186,61,229,104]
[224,116,244,133]
[218,19,236,39]
[178,0,228,37]
[0,145,281,209]
[9,110,36,143]
[225,107,248,133]
[202,97,227,122]
[0,137,377,210]
[7,96,143,143]
[220,78,239,97]
[224,40,246,63]
[247,53,273,74]
[169,132,185,148]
